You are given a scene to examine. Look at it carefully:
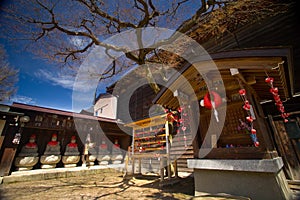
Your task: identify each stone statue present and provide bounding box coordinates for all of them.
[14,134,39,170]
[62,135,80,167]
[97,139,111,165]
[40,133,61,169]
[111,139,123,164]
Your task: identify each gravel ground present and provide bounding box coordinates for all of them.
[0,172,194,200]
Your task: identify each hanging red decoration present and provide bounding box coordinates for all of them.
[201,91,222,109]
[200,91,222,122]
[265,77,289,123]
[238,89,260,147]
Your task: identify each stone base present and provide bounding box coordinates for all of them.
[14,156,39,171]
[62,156,80,168]
[97,155,110,162]
[41,164,56,169]
[98,161,109,165]
[40,155,61,169]
[188,157,292,200]
[64,164,77,168]
[16,167,34,171]
[111,160,122,164]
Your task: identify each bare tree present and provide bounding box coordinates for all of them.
[0,45,19,102]
[0,0,290,93]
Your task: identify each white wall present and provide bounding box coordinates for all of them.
[94,94,118,119]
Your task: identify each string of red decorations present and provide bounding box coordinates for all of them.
[239,89,260,147]
[178,106,189,148]
[165,107,190,148]
[265,77,289,123]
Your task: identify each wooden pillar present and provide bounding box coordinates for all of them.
[0,148,17,176]
[160,156,164,181]
[165,120,171,180]
[132,157,135,174]
[174,159,178,178]
[138,157,141,174]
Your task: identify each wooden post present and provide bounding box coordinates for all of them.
[160,156,164,182]
[0,148,17,176]
[165,120,171,179]
[132,157,135,174]
[174,159,178,178]
[138,157,141,174]
[131,128,135,174]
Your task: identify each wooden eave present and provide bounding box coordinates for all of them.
[125,114,167,128]
[154,48,292,110]
[10,102,119,124]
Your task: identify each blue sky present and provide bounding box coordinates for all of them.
[1,38,76,111]
[0,0,201,113]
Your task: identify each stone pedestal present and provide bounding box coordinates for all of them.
[40,155,61,169]
[97,154,111,165]
[62,156,80,168]
[14,156,39,171]
[97,144,111,165]
[187,157,292,200]
[111,148,123,164]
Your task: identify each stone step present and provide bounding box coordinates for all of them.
[2,164,126,184]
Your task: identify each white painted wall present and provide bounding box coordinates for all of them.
[94,94,118,119]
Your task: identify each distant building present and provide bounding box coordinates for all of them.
[94,93,118,120]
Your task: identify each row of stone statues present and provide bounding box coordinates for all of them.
[14,134,124,171]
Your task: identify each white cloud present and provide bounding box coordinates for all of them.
[34,69,96,92]
[10,95,36,105]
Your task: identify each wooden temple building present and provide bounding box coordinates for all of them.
[156,2,299,199]
[109,1,300,199]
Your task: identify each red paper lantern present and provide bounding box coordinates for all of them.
[202,91,222,109]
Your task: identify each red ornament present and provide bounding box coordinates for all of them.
[281,113,289,118]
[177,107,183,112]
[270,87,279,94]
[202,91,222,109]
[278,106,285,113]
[273,95,281,102]
[239,89,246,96]
[243,104,251,111]
[246,116,254,123]
[265,77,274,84]
[275,101,283,107]
[254,141,260,147]
[251,129,257,134]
